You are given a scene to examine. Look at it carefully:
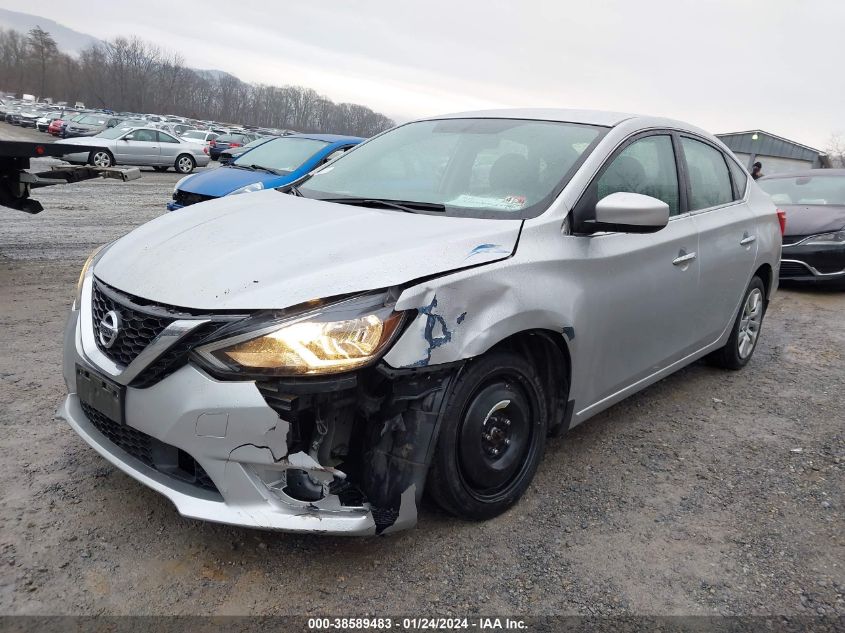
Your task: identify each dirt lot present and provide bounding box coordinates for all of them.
[0,122,842,617]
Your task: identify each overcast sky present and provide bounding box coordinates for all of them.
[6,0,844,149]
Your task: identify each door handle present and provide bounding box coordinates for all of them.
[740,234,756,246]
[672,251,697,266]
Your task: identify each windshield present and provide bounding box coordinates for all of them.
[232,137,329,173]
[758,174,845,206]
[299,118,605,219]
[79,115,108,125]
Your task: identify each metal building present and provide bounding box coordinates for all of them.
[716,130,828,175]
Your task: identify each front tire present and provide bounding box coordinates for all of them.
[175,154,196,174]
[427,350,548,520]
[707,276,766,370]
[89,150,114,168]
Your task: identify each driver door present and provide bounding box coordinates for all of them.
[118,129,160,165]
[570,132,703,411]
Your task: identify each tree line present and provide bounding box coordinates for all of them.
[0,26,395,137]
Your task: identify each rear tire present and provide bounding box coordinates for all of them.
[88,150,114,168]
[706,276,766,370]
[427,350,548,520]
[175,154,196,174]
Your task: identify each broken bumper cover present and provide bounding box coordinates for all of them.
[58,310,420,535]
[59,392,380,534]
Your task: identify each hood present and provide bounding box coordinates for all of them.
[780,204,845,237]
[95,190,522,310]
[180,165,288,197]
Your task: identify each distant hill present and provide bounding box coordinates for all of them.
[0,10,234,80]
[0,8,101,53]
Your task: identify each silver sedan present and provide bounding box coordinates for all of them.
[59,126,210,173]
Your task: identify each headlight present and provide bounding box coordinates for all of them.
[803,230,845,247]
[195,293,405,376]
[230,182,264,196]
[74,245,107,309]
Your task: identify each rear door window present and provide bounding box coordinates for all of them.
[681,137,734,210]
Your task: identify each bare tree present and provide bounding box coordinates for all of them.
[26,26,58,98]
[0,27,394,136]
[826,133,845,168]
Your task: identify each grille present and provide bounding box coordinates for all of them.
[80,401,219,493]
[173,190,216,207]
[82,401,153,466]
[92,281,175,367]
[780,261,810,277]
[130,321,220,389]
[91,279,228,388]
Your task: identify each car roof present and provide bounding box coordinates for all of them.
[426,108,720,137]
[430,108,636,127]
[759,169,845,180]
[286,133,365,143]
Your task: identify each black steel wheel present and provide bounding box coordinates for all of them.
[427,350,548,520]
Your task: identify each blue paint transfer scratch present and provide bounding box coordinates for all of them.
[464,243,511,260]
[409,296,453,367]
[457,312,467,324]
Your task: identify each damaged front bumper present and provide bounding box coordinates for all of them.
[59,310,455,535]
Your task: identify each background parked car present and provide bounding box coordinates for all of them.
[208,132,258,160]
[180,130,218,146]
[168,133,362,210]
[61,126,210,173]
[758,169,845,286]
[18,108,45,128]
[63,113,123,138]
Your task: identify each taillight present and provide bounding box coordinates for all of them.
[776,209,787,236]
[229,142,241,148]
[203,146,208,154]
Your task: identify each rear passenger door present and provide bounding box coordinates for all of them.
[682,136,757,343]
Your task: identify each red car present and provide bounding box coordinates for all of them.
[47,118,65,136]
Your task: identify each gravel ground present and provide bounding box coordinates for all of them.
[0,123,842,617]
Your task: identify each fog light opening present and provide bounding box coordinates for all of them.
[282,468,325,502]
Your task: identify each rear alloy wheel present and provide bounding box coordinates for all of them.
[707,276,766,370]
[427,350,548,520]
[89,150,114,168]
[175,154,196,174]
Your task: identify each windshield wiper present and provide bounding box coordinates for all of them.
[320,198,446,214]
[246,164,280,175]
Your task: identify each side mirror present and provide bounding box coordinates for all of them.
[588,192,670,234]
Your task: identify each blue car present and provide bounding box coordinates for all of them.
[168,133,363,210]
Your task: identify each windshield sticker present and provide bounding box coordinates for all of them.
[448,194,527,211]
